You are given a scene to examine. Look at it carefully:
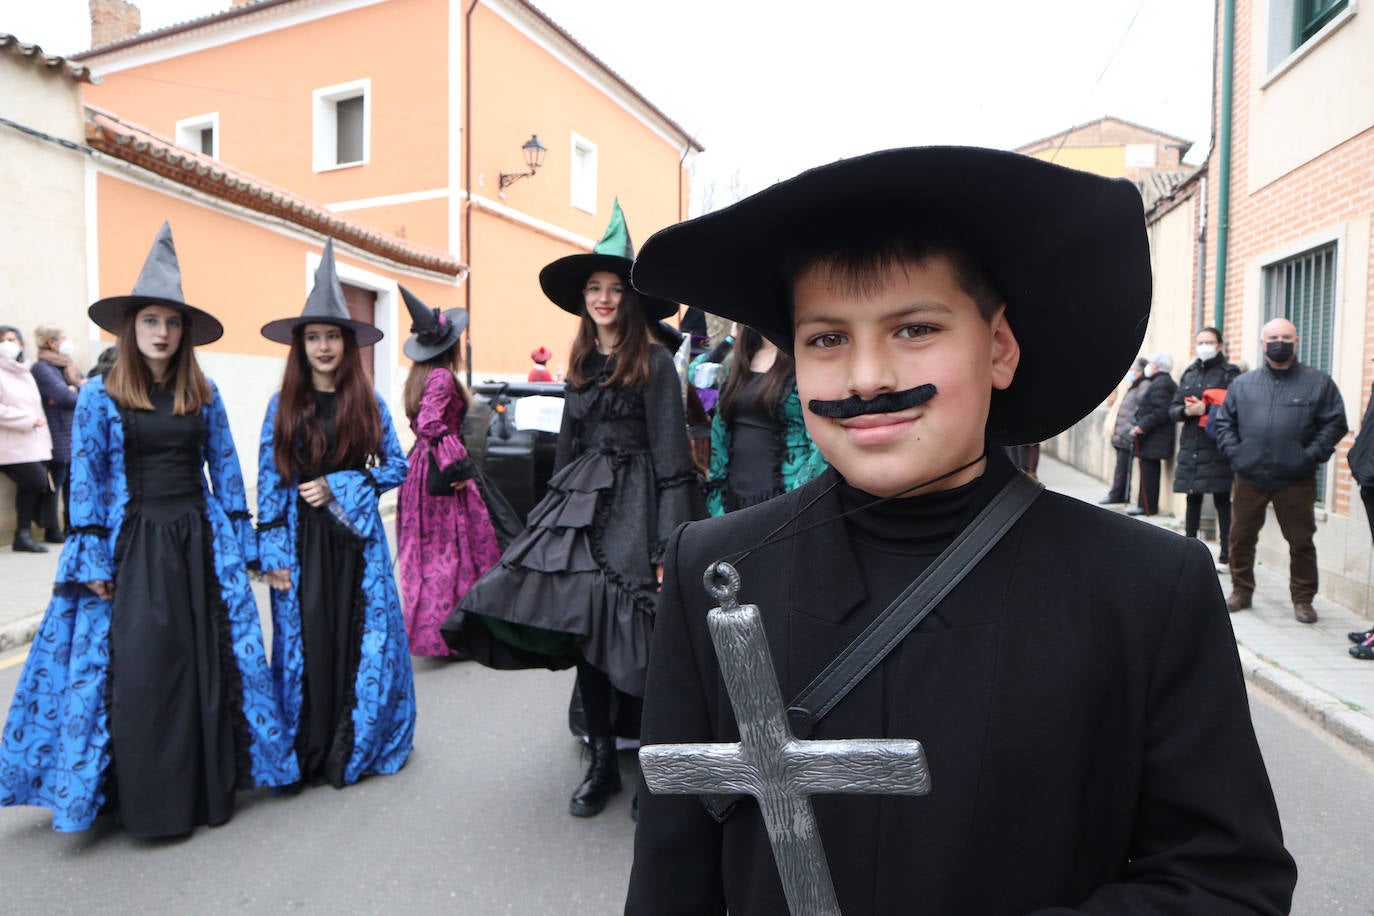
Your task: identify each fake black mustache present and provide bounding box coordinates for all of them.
[807,383,938,420]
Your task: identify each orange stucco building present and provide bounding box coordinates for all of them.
[73,0,701,383]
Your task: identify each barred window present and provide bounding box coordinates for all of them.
[1263,241,1338,500]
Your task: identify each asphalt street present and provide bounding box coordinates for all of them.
[1,635,1371,913]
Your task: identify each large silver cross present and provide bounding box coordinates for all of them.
[639,561,932,916]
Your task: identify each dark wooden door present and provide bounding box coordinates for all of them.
[342,284,377,381]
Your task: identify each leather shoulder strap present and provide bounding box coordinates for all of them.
[787,471,1044,738]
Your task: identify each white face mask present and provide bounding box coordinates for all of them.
[0,341,21,361]
[1195,343,1218,362]
[1143,364,1157,378]
[57,340,76,357]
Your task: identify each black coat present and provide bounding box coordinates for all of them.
[1212,361,1348,491]
[1169,356,1241,494]
[1132,371,1177,461]
[1347,385,1374,488]
[626,454,1295,915]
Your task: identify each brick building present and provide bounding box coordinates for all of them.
[1201,0,1373,609]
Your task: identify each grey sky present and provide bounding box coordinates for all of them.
[2,0,1216,212]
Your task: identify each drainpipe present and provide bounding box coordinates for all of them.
[1213,0,1235,332]
[463,0,478,387]
[1196,175,1208,331]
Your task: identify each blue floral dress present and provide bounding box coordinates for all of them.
[0,378,297,834]
[256,390,415,786]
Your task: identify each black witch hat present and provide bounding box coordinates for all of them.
[538,198,676,322]
[88,221,224,346]
[631,146,1151,446]
[401,286,468,362]
[261,239,384,346]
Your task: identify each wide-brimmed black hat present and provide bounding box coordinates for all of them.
[261,239,384,346]
[539,198,676,322]
[631,146,1151,445]
[401,285,468,362]
[88,221,224,346]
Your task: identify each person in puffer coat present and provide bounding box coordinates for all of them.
[1128,352,1176,516]
[1169,327,1240,560]
[1211,317,1347,623]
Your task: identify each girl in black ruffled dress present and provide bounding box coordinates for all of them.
[447,205,694,818]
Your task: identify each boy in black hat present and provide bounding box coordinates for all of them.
[624,148,1295,914]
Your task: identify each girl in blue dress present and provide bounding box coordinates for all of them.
[0,223,297,836]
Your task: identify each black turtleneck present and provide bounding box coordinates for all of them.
[835,450,1017,626]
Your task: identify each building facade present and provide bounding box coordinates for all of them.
[0,36,95,540]
[1202,0,1374,609]
[72,0,700,380]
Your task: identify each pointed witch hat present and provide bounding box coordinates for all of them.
[401,285,468,362]
[261,239,384,346]
[88,221,225,346]
[537,198,676,321]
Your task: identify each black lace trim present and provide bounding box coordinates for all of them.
[326,541,368,787]
[584,480,658,620]
[256,517,287,533]
[228,510,252,522]
[655,470,698,491]
[201,518,256,789]
[74,524,111,537]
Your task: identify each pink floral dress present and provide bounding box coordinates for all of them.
[396,369,501,656]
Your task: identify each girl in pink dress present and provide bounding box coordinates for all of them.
[395,288,501,656]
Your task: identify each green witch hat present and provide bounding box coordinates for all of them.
[538,198,675,321]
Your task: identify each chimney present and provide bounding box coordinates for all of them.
[90,0,141,49]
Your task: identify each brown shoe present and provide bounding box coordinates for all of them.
[1293,602,1318,624]
[1225,592,1252,613]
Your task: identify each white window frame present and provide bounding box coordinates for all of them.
[1261,0,1357,86]
[570,131,598,215]
[175,112,219,159]
[312,78,372,173]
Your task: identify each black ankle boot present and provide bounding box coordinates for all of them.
[12,531,49,553]
[43,529,66,545]
[569,737,621,817]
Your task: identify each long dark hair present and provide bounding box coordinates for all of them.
[567,274,653,389]
[718,325,794,422]
[403,339,471,420]
[104,306,211,415]
[272,323,381,479]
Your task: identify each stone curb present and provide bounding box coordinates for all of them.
[1238,644,1374,763]
[0,614,42,655]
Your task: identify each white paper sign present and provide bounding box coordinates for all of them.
[513,395,566,434]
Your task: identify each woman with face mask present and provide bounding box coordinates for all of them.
[0,325,54,553]
[1168,327,1241,562]
[29,325,85,541]
[0,224,297,836]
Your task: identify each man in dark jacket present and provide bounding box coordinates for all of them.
[625,148,1295,915]
[1211,317,1347,622]
[1128,351,1176,516]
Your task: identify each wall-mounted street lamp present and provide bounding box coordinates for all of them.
[499,134,547,191]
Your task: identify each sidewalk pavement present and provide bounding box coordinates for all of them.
[4,464,1373,759]
[1037,455,1374,761]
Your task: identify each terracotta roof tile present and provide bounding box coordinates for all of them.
[85,105,465,278]
[0,33,98,84]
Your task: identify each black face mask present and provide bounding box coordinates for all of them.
[1266,340,1295,364]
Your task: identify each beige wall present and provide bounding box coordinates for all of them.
[0,56,91,540]
[1247,5,1373,190]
